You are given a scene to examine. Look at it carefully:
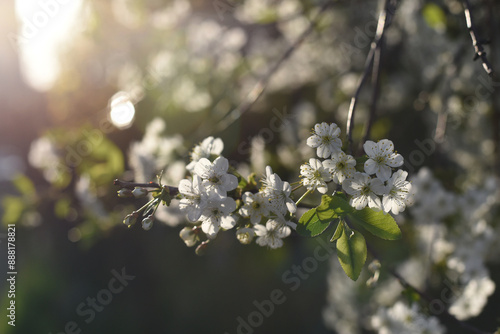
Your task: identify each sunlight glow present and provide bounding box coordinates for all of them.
[109,92,136,129]
[14,0,83,91]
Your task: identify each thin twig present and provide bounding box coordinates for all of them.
[462,0,493,76]
[114,179,179,196]
[346,0,397,154]
[213,1,332,134]
[360,41,383,149]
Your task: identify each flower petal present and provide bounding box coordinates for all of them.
[376,165,392,181]
[387,153,404,167]
[286,199,297,214]
[178,179,193,195]
[378,139,394,152]
[351,195,368,210]
[307,135,321,148]
[222,174,238,191]
[317,145,330,158]
[364,159,378,175]
[363,141,377,157]
[194,158,212,178]
[220,215,236,229]
[202,220,219,239]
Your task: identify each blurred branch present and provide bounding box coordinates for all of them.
[434,109,448,143]
[366,241,492,334]
[462,0,494,76]
[487,0,500,178]
[346,0,398,154]
[213,1,333,134]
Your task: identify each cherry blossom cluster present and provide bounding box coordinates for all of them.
[119,122,413,252]
[300,122,412,214]
[177,137,297,251]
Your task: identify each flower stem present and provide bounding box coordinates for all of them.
[295,189,312,206]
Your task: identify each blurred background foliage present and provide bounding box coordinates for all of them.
[0,0,499,333]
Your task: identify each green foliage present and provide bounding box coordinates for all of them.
[297,207,334,237]
[77,136,124,186]
[330,220,343,242]
[348,208,401,240]
[297,193,401,280]
[336,224,367,281]
[297,194,352,237]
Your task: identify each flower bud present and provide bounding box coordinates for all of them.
[141,215,154,230]
[179,227,198,247]
[123,212,138,227]
[118,188,133,198]
[236,227,255,245]
[132,187,149,198]
[368,259,381,272]
[195,241,209,256]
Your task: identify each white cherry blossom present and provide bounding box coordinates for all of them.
[239,192,270,224]
[178,175,208,222]
[323,151,356,184]
[254,219,291,249]
[194,156,238,196]
[186,136,224,171]
[342,172,385,210]
[300,158,332,194]
[306,122,342,158]
[363,139,403,181]
[382,170,412,215]
[199,196,237,239]
[261,166,296,216]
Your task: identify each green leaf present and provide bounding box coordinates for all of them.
[297,208,332,237]
[330,221,344,242]
[319,193,353,219]
[336,227,367,281]
[348,208,401,240]
[297,194,353,237]
[297,193,354,237]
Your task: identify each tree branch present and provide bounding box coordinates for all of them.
[346,0,397,154]
[462,0,493,76]
[214,1,333,134]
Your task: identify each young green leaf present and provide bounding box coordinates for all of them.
[318,193,353,219]
[297,207,332,237]
[336,227,367,281]
[330,220,344,242]
[297,194,352,237]
[348,208,401,240]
